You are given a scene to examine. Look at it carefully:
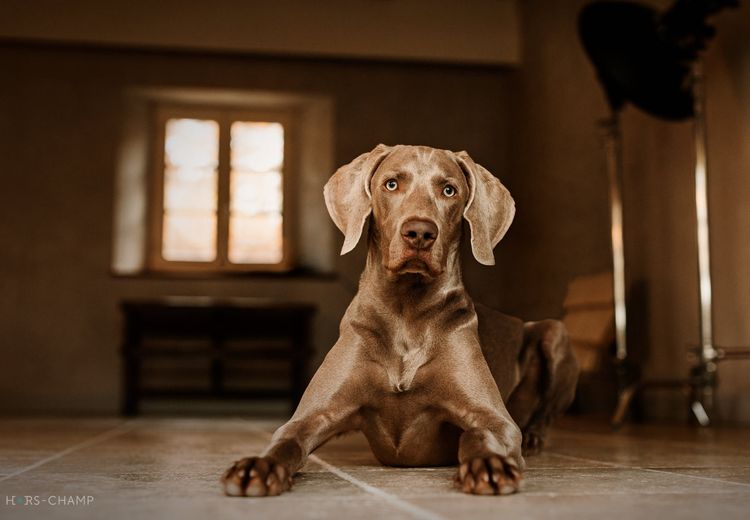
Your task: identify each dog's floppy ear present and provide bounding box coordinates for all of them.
[324,144,393,255]
[454,151,515,266]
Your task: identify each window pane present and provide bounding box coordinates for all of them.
[164,167,217,212]
[230,122,284,172]
[228,213,283,264]
[165,119,219,168]
[231,170,282,215]
[162,212,217,262]
[161,118,219,263]
[229,121,285,265]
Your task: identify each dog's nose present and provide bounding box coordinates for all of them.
[401,219,438,250]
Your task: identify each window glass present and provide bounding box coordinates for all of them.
[161,118,219,262]
[228,122,284,264]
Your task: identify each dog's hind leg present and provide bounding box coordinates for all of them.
[506,320,579,456]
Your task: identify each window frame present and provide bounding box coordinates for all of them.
[148,104,296,273]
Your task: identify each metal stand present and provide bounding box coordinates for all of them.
[599,116,640,426]
[686,62,750,424]
[605,62,750,427]
[601,115,652,427]
[688,61,718,425]
[601,115,628,364]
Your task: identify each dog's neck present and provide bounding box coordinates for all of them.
[357,234,467,319]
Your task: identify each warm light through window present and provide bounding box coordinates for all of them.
[158,117,285,266]
[161,118,219,262]
[229,122,284,264]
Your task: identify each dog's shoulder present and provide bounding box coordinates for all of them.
[474,301,524,346]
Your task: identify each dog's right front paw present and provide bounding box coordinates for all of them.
[455,455,523,495]
[221,456,292,497]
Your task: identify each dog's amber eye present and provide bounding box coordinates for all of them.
[443,185,456,197]
[385,179,398,191]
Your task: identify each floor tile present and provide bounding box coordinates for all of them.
[0,417,748,520]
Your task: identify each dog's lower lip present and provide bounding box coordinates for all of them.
[400,259,429,272]
[392,258,442,277]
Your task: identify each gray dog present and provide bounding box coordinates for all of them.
[222,144,579,496]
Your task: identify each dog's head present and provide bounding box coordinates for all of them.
[324,144,514,279]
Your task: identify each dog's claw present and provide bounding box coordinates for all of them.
[454,455,523,496]
[461,473,475,494]
[221,456,292,497]
[458,462,469,480]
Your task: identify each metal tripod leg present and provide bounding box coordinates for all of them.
[600,114,635,427]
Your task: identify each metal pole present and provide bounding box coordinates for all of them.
[692,61,718,364]
[601,115,628,362]
[690,61,718,425]
[601,114,641,427]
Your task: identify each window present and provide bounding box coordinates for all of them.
[112,88,335,276]
[149,106,293,272]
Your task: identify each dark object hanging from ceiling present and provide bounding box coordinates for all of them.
[578,0,738,120]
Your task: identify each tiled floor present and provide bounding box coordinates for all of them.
[1,417,749,519]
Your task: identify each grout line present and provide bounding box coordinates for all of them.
[546,451,750,489]
[308,454,447,520]
[0,421,135,483]
[241,420,447,520]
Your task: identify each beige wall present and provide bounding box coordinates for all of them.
[0,0,520,65]
[0,43,512,413]
[505,0,750,422]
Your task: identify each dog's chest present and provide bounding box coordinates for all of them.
[382,332,431,393]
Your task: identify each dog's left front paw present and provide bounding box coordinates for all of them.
[221,456,292,497]
[454,455,523,495]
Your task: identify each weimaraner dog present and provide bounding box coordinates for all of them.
[222,144,579,496]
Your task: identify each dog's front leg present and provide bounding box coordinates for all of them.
[446,362,525,495]
[222,409,355,497]
[221,342,361,497]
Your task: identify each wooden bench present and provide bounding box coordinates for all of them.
[120,296,316,415]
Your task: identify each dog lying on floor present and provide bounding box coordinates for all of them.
[222,144,579,496]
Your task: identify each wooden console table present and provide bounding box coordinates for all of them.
[120,297,316,415]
